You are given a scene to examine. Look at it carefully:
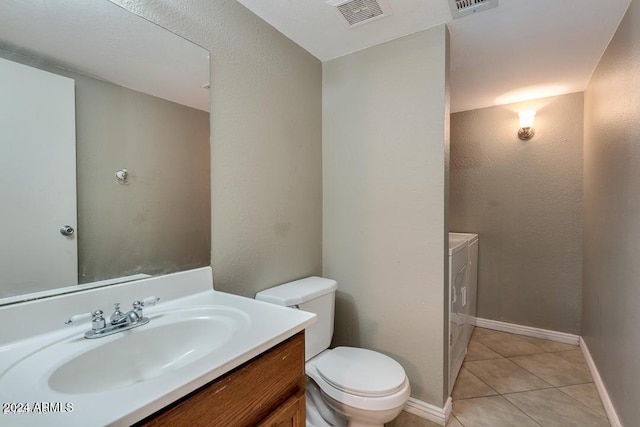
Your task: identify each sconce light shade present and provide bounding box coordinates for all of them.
[518,110,536,140]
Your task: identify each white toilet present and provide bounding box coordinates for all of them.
[256,277,410,427]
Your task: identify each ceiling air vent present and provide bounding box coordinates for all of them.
[327,0,393,29]
[449,0,498,19]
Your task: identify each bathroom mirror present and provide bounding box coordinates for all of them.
[0,0,211,305]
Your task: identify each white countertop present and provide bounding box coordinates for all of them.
[0,268,315,426]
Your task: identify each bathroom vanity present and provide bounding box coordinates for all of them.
[139,332,305,426]
[0,3,311,425]
[0,268,315,427]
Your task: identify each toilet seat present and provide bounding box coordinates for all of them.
[306,348,411,412]
[315,347,406,397]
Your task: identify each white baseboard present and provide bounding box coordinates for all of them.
[474,317,580,345]
[404,397,452,426]
[579,338,622,427]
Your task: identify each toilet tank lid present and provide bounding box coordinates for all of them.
[255,277,337,306]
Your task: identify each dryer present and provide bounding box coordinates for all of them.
[448,234,468,394]
[448,232,479,394]
[450,232,478,345]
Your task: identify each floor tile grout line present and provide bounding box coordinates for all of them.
[454,366,501,399]
[502,388,612,426]
[461,349,593,401]
[451,414,466,427]
[499,394,546,427]
[505,354,563,386]
[452,393,502,402]
[453,362,556,402]
[507,351,592,372]
[465,342,505,361]
[475,340,553,358]
[556,380,596,387]
[550,348,581,353]
[555,385,611,420]
[471,337,550,358]
[465,354,556,393]
[453,329,609,427]
[454,394,545,427]
[473,328,582,357]
[506,351,593,389]
[473,328,581,353]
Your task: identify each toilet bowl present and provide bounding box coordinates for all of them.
[255,277,411,427]
[306,347,410,427]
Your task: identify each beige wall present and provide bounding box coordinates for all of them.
[323,26,450,406]
[116,0,323,296]
[450,93,584,334]
[583,1,640,424]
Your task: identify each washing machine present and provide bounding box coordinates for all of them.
[450,232,478,345]
[448,234,468,394]
[448,232,479,394]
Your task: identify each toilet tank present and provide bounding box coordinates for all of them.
[255,277,337,361]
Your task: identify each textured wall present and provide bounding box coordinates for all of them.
[450,93,584,334]
[583,1,640,425]
[114,0,323,296]
[323,27,450,406]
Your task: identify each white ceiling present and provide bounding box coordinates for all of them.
[0,1,630,113]
[0,0,210,112]
[235,0,631,112]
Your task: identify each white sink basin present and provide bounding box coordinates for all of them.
[2,306,250,395]
[0,268,316,427]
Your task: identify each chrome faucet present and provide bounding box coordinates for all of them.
[65,296,160,339]
[109,302,141,326]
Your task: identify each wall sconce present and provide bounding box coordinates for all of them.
[518,110,536,140]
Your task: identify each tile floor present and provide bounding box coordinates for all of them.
[386,327,610,427]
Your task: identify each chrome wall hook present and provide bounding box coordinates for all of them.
[115,168,128,184]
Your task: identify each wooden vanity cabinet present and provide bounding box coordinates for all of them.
[138,331,306,427]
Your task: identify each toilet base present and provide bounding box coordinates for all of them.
[306,378,347,427]
[321,391,405,427]
[306,378,405,427]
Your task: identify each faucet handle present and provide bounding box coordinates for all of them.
[65,309,104,326]
[65,312,92,325]
[140,296,160,306]
[132,296,160,317]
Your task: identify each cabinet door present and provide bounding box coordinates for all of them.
[137,332,305,427]
[257,391,305,427]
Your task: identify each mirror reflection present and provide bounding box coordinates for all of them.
[0,0,211,304]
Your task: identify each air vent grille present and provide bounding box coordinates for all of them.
[449,0,498,19]
[327,0,392,28]
[337,0,383,26]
